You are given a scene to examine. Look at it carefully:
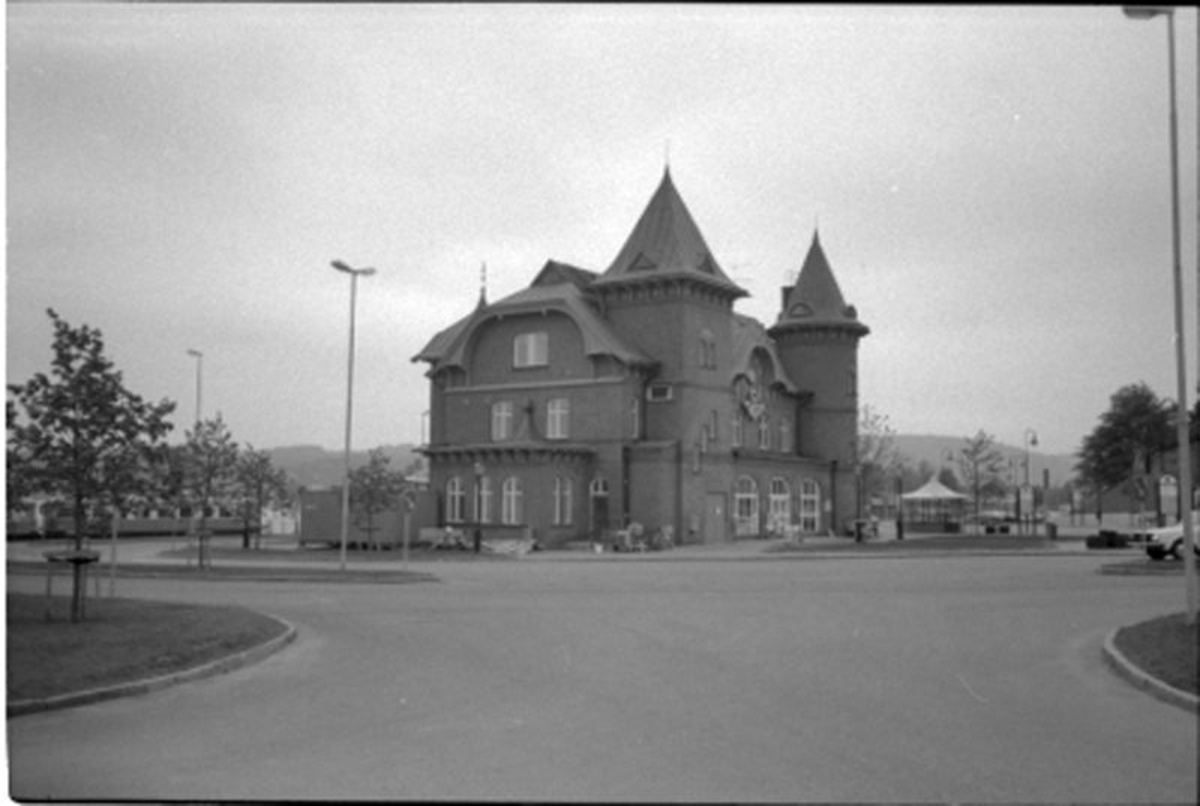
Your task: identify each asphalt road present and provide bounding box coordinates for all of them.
[7,552,1197,803]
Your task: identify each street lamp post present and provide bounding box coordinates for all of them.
[473,461,485,554]
[1023,428,1038,535]
[332,260,377,572]
[186,349,203,426]
[1123,5,1198,625]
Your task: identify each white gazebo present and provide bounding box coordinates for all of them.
[901,476,968,534]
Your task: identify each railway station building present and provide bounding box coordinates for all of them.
[414,169,869,547]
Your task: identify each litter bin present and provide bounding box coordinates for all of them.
[1044,522,1058,540]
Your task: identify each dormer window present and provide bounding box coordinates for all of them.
[514,332,548,368]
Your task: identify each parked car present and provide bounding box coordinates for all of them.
[1144,516,1200,560]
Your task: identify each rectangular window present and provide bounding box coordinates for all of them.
[491,401,513,441]
[547,398,569,439]
[647,383,673,402]
[513,332,549,368]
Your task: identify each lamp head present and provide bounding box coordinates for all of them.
[1122,6,1172,19]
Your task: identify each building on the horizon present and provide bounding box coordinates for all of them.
[413,169,869,547]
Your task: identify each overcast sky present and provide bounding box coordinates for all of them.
[7,4,1198,457]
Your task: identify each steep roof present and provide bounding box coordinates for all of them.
[774,231,868,335]
[412,270,654,372]
[594,169,747,298]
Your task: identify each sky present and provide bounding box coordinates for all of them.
[6,4,1198,458]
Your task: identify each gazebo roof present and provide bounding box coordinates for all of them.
[901,475,968,500]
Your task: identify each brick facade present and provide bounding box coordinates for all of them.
[414,171,869,547]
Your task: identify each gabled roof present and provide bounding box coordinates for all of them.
[594,169,747,298]
[774,231,868,335]
[530,260,597,290]
[412,270,654,372]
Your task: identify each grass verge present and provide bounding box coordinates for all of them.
[7,592,288,702]
[1114,612,1199,695]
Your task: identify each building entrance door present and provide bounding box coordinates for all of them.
[704,493,727,543]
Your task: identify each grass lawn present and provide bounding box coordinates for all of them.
[1114,612,1199,695]
[158,542,516,564]
[7,592,288,702]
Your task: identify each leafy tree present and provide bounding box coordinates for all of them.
[349,447,406,550]
[232,446,291,550]
[183,415,239,568]
[7,309,175,620]
[953,430,1007,527]
[1076,383,1175,518]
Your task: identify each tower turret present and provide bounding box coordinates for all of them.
[769,231,869,526]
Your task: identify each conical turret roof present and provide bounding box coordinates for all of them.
[595,169,746,298]
[774,231,868,335]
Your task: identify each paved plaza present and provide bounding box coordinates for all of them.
[7,548,1197,802]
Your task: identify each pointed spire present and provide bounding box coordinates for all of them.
[597,171,746,298]
[477,261,488,309]
[773,230,868,335]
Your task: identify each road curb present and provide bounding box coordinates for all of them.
[1101,628,1198,714]
[7,615,298,718]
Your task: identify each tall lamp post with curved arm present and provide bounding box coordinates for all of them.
[332,260,377,572]
[1122,5,1197,624]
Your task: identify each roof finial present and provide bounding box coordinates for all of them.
[664,138,671,174]
[478,260,488,307]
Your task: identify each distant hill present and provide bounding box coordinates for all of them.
[268,444,424,489]
[893,434,1077,487]
[267,436,1078,490]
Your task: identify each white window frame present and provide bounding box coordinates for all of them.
[554,476,573,526]
[491,400,513,441]
[800,479,820,533]
[513,332,549,368]
[475,475,492,524]
[547,397,569,440]
[446,476,466,523]
[734,476,759,537]
[768,477,791,533]
[502,476,523,525]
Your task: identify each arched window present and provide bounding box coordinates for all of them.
[768,477,791,534]
[502,476,523,525]
[475,476,493,523]
[446,476,465,523]
[554,477,573,526]
[734,476,760,537]
[799,479,821,533]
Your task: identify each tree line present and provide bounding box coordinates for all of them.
[6,309,411,620]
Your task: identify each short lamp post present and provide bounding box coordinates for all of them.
[1123,5,1197,625]
[332,259,377,572]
